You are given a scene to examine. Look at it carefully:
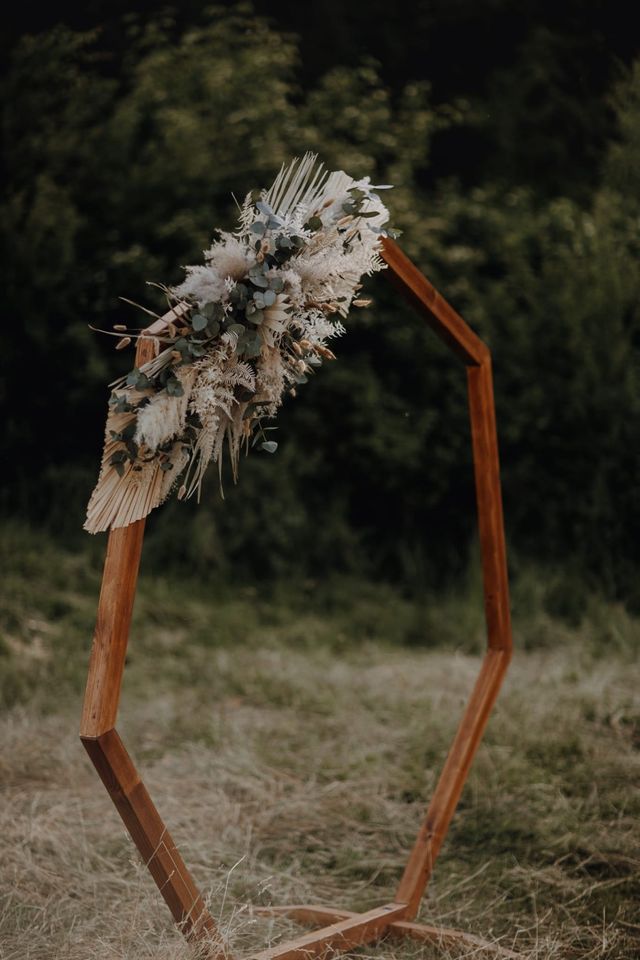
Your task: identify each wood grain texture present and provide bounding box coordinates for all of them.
[394,649,509,915]
[468,360,512,652]
[380,238,489,367]
[252,906,355,925]
[80,332,223,951]
[80,520,146,737]
[81,729,221,947]
[247,903,406,960]
[80,336,156,738]
[381,247,513,916]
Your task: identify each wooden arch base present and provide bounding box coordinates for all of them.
[80,238,516,958]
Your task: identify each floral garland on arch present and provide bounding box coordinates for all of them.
[84,154,397,534]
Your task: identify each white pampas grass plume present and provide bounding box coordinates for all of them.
[135,366,197,452]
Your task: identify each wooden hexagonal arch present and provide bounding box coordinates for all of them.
[80,238,516,958]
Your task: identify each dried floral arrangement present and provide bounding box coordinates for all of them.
[85,154,396,533]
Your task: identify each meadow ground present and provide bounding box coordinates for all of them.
[1,526,639,959]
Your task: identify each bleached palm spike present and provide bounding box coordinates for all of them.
[266,153,329,218]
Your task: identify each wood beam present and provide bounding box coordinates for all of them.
[81,728,221,947]
[380,238,489,367]
[468,360,512,652]
[247,903,406,960]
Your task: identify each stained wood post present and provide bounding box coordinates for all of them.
[80,334,221,948]
[81,336,155,739]
[379,239,512,916]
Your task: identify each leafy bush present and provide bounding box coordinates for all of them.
[1,7,638,599]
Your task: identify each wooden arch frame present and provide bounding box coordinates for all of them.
[80,238,516,958]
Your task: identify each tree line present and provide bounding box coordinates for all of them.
[2,4,638,602]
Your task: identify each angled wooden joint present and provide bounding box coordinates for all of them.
[247,903,408,960]
[379,238,490,367]
[252,906,521,958]
[81,728,219,943]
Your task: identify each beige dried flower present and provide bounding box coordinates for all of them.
[316,345,336,360]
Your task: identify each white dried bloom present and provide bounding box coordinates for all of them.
[135,366,198,452]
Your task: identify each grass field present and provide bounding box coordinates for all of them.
[1,525,639,959]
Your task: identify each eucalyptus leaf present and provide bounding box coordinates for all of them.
[230,283,248,305]
[109,392,135,413]
[126,369,152,390]
[244,339,262,358]
[166,377,185,397]
[191,314,208,331]
[203,302,223,320]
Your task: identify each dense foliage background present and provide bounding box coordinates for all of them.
[2,1,639,602]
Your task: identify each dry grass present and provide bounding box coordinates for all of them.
[1,526,639,959]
